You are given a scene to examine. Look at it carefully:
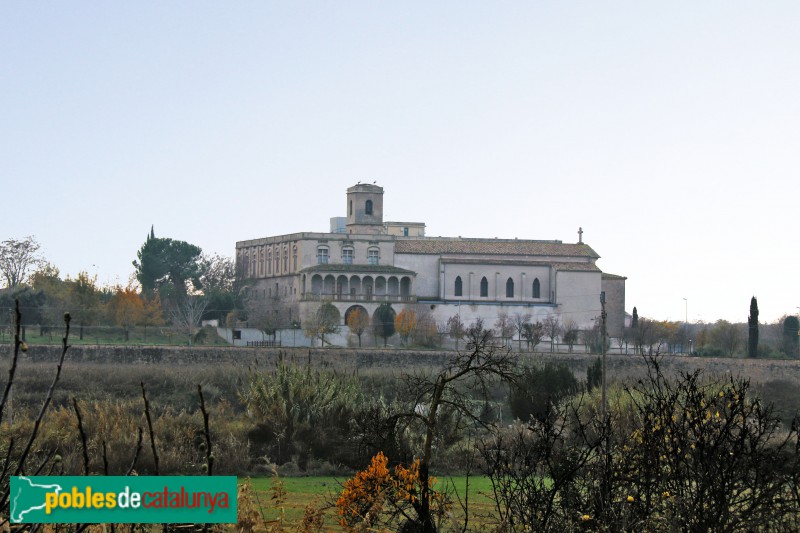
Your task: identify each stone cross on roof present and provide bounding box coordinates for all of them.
[578,227,583,244]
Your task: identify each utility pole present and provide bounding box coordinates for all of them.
[600,292,608,419]
[599,291,611,515]
[7,305,18,427]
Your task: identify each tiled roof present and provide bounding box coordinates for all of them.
[300,264,416,275]
[552,262,601,272]
[395,239,600,258]
[601,272,627,280]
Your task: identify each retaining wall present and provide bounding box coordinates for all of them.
[19,344,800,386]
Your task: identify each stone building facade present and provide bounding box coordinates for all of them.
[236,184,626,342]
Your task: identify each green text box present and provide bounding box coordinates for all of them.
[10,476,237,524]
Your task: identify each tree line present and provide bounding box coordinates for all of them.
[0,232,241,344]
[2,235,799,356]
[623,301,799,358]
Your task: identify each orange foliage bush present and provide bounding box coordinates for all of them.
[336,452,445,531]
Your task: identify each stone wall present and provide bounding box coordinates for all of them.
[21,344,800,386]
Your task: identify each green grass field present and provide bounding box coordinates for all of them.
[242,475,498,530]
[6,324,230,346]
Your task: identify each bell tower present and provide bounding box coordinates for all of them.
[346,183,385,234]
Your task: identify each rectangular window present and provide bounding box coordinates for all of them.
[317,248,329,264]
[368,249,379,265]
[342,249,354,265]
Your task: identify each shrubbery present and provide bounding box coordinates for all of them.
[508,361,579,422]
[482,357,800,531]
[6,300,800,531]
[239,355,362,469]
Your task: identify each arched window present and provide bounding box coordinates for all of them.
[293,246,298,271]
[283,246,288,271]
[454,276,463,297]
[365,199,373,215]
[506,277,514,298]
[268,250,272,274]
[349,200,353,216]
[532,278,541,298]
[480,277,488,297]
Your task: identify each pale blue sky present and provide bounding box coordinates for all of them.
[2,2,798,323]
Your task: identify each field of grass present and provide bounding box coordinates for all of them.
[242,475,498,530]
[2,324,230,346]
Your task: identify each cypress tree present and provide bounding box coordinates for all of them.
[372,303,396,347]
[748,296,759,358]
[784,316,800,358]
[632,307,638,329]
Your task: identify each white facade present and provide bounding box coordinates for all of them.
[236,184,625,342]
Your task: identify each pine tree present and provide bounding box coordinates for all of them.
[748,296,759,358]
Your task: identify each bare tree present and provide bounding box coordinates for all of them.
[412,306,440,348]
[170,296,208,345]
[621,326,634,355]
[562,319,579,352]
[582,321,602,353]
[521,321,544,352]
[635,318,673,355]
[0,236,43,288]
[495,311,514,348]
[616,333,626,355]
[303,301,340,346]
[247,295,287,343]
[542,315,561,352]
[392,326,517,532]
[512,312,532,351]
[446,314,466,350]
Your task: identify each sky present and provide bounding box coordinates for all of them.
[2,2,798,324]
